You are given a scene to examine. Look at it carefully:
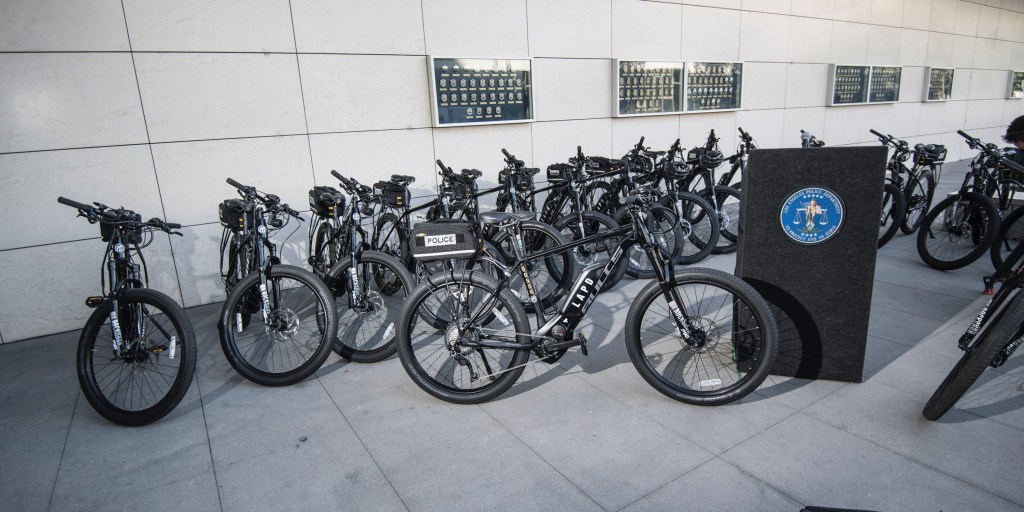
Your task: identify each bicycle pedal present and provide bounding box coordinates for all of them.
[85,296,104,308]
[578,333,588,356]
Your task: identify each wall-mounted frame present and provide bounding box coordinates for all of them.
[428,56,533,127]
[869,66,901,103]
[684,62,743,112]
[828,65,902,106]
[924,68,954,102]
[1008,71,1024,99]
[828,65,870,105]
[613,60,686,117]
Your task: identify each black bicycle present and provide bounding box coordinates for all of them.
[217,179,338,386]
[318,171,415,363]
[395,155,779,406]
[676,130,741,254]
[58,197,197,426]
[916,131,1021,270]
[869,129,943,236]
[800,130,904,248]
[923,223,1024,420]
[307,184,347,278]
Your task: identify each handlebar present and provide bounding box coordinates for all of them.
[501,148,512,159]
[57,196,92,211]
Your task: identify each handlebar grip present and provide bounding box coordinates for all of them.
[501,148,512,159]
[165,222,182,229]
[638,136,645,146]
[57,196,91,210]
[738,127,748,137]
[957,130,971,139]
[869,129,884,138]
[226,177,246,190]
[331,169,345,181]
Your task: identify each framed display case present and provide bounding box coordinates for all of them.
[613,60,685,117]
[924,68,954,101]
[828,65,870,105]
[1008,71,1024,99]
[869,66,901,103]
[428,57,533,127]
[828,65,902,106]
[684,62,742,112]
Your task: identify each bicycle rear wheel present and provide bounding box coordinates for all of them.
[900,170,934,235]
[323,250,414,363]
[923,289,1024,420]
[553,210,627,292]
[917,191,1000,270]
[879,183,904,248]
[396,270,532,404]
[77,288,197,426]
[625,268,778,405]
[219,265,336,386]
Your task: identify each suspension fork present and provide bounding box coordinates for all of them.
[634,209,694,341]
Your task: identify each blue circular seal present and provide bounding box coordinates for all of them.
[780,187,845,244]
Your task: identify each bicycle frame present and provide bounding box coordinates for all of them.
[444,203,697,355]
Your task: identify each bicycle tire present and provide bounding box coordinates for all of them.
[879,183,905,248]
[917,191,1000,270]
[487,220,577,312]
[697,185,741,254]
[659,191,720,263]
[583,181,614,213]
[990,206,1024,269]
[923,289,1024,420]
[615,204,683,279]
[624,267,778,405]
[899,170,934,235]
[552,210,628,292]
[218,264,336,386]
[77,288,197,426]
[396,270,532,404]
[323,250,414,363]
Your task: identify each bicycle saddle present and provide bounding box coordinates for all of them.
[478,211,536,225]
[460,169,483,179]
[390,174,415,184]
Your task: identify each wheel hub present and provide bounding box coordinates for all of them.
[444,319,478,354]
[266,309,300,341]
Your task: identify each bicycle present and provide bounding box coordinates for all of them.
[217,178,338,386]
[916,131,1022,270]
[868,129,943,236]
[317,172,415,362]
[799,130,905,248]
[371,161,576,313]
[922,224,1024,420]
[57,197,197,426]
[307,184,347,278]
[717,126,756,190]
[395,154,779,406]
[675,130,742,254]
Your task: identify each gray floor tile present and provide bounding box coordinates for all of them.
[804,379,1024,506]
[869,280,976,322]
[862,335,914,378]
[49,382,219,512]
[481,375,716,511]
[198,363,404,512]
[317,359,600,512]
[0,333,79,512]
[722,412,1024,512]
[619,457,801,512]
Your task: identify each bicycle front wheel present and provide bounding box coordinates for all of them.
[917,191,1000,270]
[923,289,1024,420]
[625,268,778,405]
[396,270,532,404]
[219,264,337,386]
[990,206,1024,268]
[697,185,741,254]
[77,288,197,426]
[324,250,414,363]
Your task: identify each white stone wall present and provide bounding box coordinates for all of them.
[1,0,1023,342]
